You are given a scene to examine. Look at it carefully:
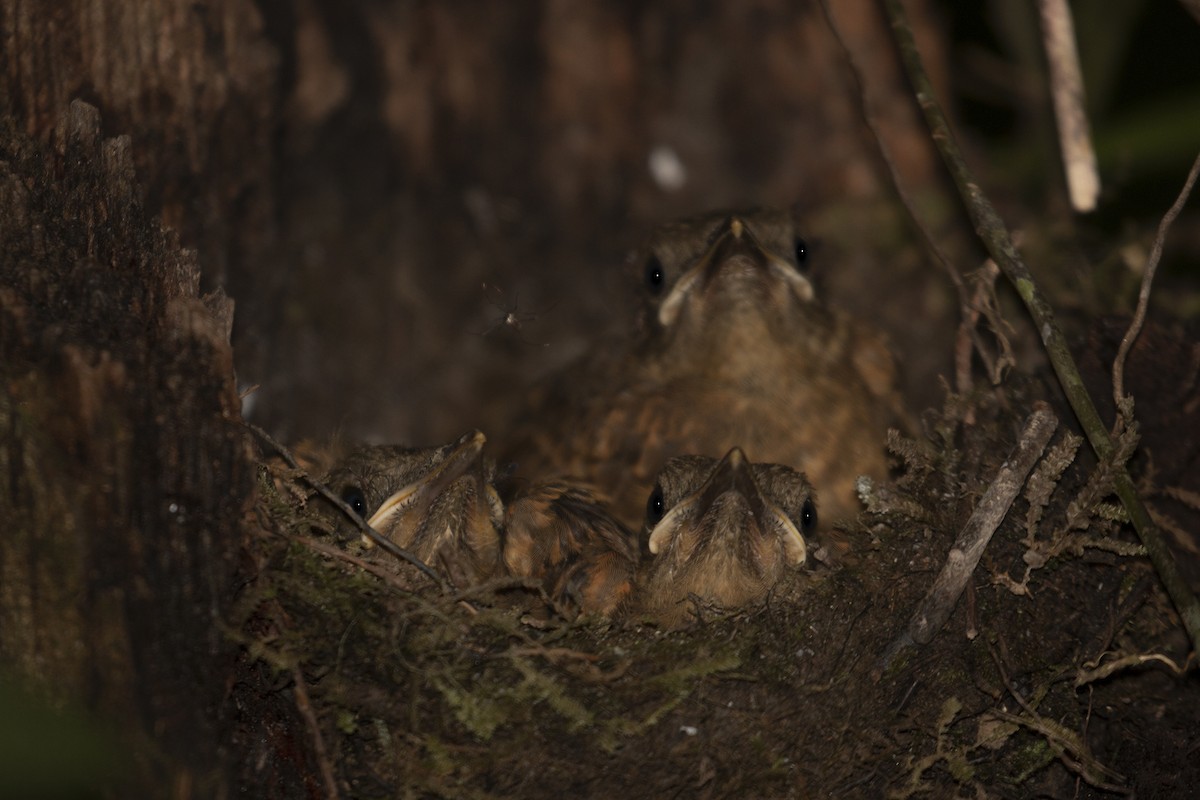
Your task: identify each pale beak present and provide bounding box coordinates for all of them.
[657,216,813,328]
[363,429,487,545]
[647,447,806,565]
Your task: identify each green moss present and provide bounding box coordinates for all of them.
[336,709,358,735]
[1007,736,1056,784]
[431,673,512,741]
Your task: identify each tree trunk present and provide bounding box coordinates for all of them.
[1,1,283,791]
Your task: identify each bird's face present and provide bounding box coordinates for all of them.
[639,448,816,627]
[633,209,822,371]
[320,429,504,585]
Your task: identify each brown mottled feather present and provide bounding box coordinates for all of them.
[503,480,639,617]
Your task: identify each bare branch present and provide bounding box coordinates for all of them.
[908,403,1058,645]
[1112,152,1200,417]
[1076,651,1194,686]
[1038,0,1100,211]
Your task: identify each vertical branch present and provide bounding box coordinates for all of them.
[1038,0,1100,212]
[817,0,971,395]
[879,0,1200,654]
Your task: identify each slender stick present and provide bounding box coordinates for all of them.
[879,0,1200,653]
[877,405,1058,672]
[817,0,970,395]
[293,667,341,800]
[909,403,1058,644]
[1038,0,1100,212]
[1112,153,1200,412]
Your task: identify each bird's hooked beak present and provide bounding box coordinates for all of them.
[657,215,814,328]
[647,447,807,566]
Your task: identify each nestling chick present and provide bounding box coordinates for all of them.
[319,429,505,588]
[505,209,899,525]
[637,448,816,628]
[503,479,639,617]
[318,431,636,613]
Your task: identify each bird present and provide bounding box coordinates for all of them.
[318,430,638,616]
[636,447,817,628]
[502,478,639,618]
[504,208,900,528]
[316,433,818,626]
[317,429,505,588]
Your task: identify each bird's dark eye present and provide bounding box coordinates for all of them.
[800,498,817,536]
[645,254,665,293]
[793,237,809,268]
[646,485,666,525]
[341,486,368,518]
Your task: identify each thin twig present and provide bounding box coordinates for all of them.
[877,405,1057,675]
[986,635,1043,722]
[1076,650,1194,687]
[499,643,632,683]
[910,403,1057,644]
[818,0,971,393]
[879,0,1200,655]
[288,533,416,595]
[991,709,1129,793]
[1081,572,1154,661]
[245,422,446,589]
[275,507,475,631]
[1112,152,1200,415]
[293,667,340,800]
[1038,0,1099,212]
[822,0,1015,401]
[453,573,549,602]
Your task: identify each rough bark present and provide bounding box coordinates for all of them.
[0,2,287,790]
[0,99,265,791]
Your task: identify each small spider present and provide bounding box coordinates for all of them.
[474,282,554,347]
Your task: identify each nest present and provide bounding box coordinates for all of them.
[237,388,1194,798]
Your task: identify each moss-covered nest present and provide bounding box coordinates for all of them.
[237,385,1198,799]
